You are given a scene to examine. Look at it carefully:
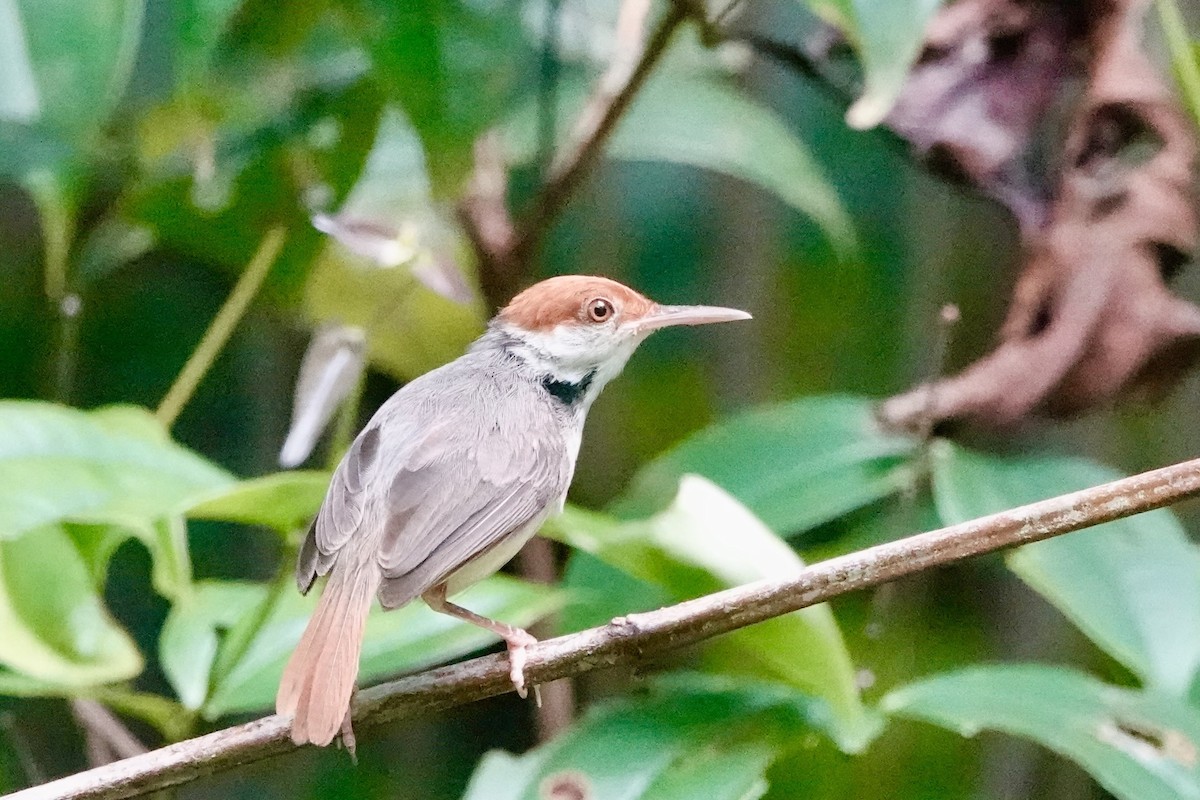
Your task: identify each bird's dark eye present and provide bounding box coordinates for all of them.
[586,297,614,323]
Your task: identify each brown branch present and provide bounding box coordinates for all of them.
[458,0,687,307]
[13,455,1200,800]
[511,0,681,267]
[70,700,148,768]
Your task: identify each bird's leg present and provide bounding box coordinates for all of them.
[338,702,357,764]
[422,584,538,699]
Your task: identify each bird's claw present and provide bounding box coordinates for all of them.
[504,628,538,700]
[338,708,358,764]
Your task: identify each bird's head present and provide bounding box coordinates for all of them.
[492,276,751,400]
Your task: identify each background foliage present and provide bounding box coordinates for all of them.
[4,0,1200,798]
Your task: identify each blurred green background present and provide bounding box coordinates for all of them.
[4,1,1200,799]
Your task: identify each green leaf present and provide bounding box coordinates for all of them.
[0,401,235,540]
[7,0,144,136]
[200,575,562,718]
[930,442,1200,696]
[351,0,532,193]
[885,665,1200,800]
[549,476,877,751]
[610,74,856,254]
[0,524,142,687]
[187,470,329,535]
[304,243,485,381]
[0,0,39,125]
[173,0,243,87]
[160,581,264,710]
[615,395,919,537]
[806,0,943,129]
[462,677,818,800]
[506,72,855,254]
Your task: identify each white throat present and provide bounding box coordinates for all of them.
[495,322,641,412]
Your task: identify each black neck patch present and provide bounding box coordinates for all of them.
[542,370,596,406]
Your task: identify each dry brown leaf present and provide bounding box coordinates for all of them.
[877,0,1200,429]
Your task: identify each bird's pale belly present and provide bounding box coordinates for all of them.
[441,506,556,596]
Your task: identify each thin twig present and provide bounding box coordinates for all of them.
[14,453,1200,800]
[512,0,680,267]
[459,133,520,309]
[70,701,148,765]
[156,228,286,429]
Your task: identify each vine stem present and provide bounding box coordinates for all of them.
[13,452,1200,800]
[156,228,287,429]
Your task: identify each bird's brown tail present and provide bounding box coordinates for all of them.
[276,564,378,747]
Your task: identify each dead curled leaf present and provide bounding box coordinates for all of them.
[875,0,1200,429]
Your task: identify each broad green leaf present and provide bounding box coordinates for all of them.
[0,401,234,540]
[0,524,141,687]
[806,0,943,129]
[187,471,329,535]
[610,75,855,253]
[506,73,855,254]
[160,581,264,710]
[462,677,818,800]
[9,0,144,136]
[351,0,532,193]
[201,575,562,718]
[615,395,919,537]
[304,243,485,381]
[549,476,877,751]
[302,106,485,380]
[886,665,1200,800]
[931,442,1200,697]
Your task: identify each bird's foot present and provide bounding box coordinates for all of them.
[338,707,358,764]
[502,627,538,700]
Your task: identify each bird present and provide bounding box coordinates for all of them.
[275,275,751,752]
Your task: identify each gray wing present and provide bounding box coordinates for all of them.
[296,359,573,605]
[295,424,382,593]
[375,418,569,608]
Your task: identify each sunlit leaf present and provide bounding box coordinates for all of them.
[0,402,234,540]
[0,0,39,124]
[0,524,141,687]
[805,0,943,129]
[200,575,562,718]
[550,476,877,751]
[8,0,144,135]
[462,677,819,800]
[931,442,1200,697]
[160,581,263,710]
[506,73,855,253]
[610,75,856,253]
[304,243,485,381]
[188,471,328,535]
[615,395,919,538]
[886,665,1200,800]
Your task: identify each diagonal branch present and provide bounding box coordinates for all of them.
[458,0,687,307]
[13,454,1200,800]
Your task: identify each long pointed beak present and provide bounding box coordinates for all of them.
[635,304,752,334]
